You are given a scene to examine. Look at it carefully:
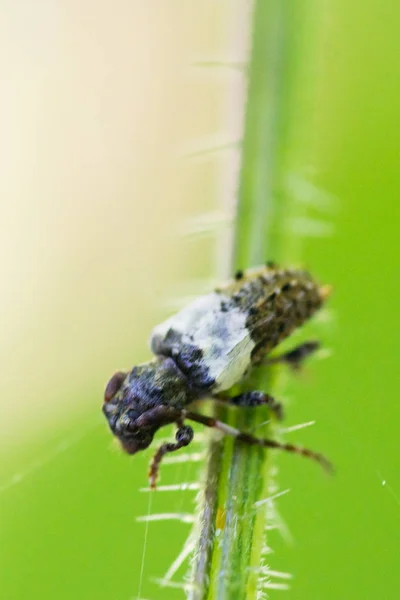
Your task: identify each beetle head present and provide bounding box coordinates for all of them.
[102,370,156,454]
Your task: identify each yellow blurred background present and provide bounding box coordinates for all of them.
[1,0,246,449]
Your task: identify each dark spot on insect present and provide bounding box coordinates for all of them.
[235,269,244,280]
[307,300,315,311]
[220,302,229,313]
[266,260,276,269]
[281,282,291,292]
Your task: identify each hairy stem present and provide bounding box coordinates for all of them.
[189,2,305,599]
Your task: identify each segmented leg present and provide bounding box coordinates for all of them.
[214,391,284,421]
[149,423,194,489]
[184,410,333,473]
[266,340,320,370]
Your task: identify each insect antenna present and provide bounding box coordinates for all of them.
[184,411,333,474]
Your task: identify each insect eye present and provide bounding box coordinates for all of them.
[134,431,154,449]
[104,371,126,402]
[124,421,138,434]
[118,410,139,433]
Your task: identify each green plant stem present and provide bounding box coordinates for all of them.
[234,2,291,267]
[189,2,304,599]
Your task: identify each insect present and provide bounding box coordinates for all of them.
[103,263,333,488]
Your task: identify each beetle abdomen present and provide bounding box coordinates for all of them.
[218,265,329,363]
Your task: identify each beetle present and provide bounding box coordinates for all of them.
[103,263,332,488]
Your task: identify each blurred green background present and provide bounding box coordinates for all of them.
[1,2,399,599]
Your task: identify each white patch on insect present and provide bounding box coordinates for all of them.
[151,292,255,392]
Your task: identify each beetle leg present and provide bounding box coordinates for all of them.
[184,411,333,473]
[135,405,182,429]
[149,422,194,489]
[213,391,284,421]
[266,340,320,370]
